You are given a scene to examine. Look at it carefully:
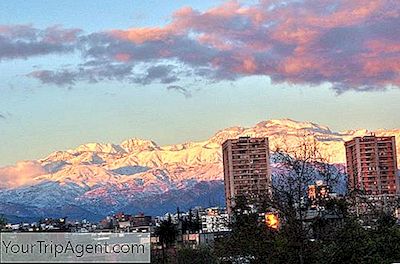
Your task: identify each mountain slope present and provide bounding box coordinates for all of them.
[1,118,399,221]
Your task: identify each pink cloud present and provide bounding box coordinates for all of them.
[234,56,258,74]
[25,0,400,93]
[0,161,46,188]
[109,26,176,44]
[114,53,132,62]
[42,25,82,44]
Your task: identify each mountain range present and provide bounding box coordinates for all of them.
[1,118,400,223]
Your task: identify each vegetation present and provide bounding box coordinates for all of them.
[153,214,179,264]
[0,215,6,231]
[153,200,400,264]
[153,137,400,263]
[181,208,202,234]
[214,137,400,264]
[176,246,217,264]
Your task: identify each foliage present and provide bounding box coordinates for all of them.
[214,138,400,264]
[0,215,6,231]
[215,197,400,264]
[155,214,178,248]
[315,213,400,264]
[181,208,202,234]
[155,138,400,263]
[176,246,218,264]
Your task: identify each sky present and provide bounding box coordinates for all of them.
[0,0,400,166]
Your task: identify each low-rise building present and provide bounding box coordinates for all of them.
[201,207,230,233]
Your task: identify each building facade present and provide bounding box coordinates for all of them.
[345,135,399,196]
[222,136,271,215]
[201,207,230,233]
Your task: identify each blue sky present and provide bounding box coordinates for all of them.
[0,0,399,166]
[0,0,222,30]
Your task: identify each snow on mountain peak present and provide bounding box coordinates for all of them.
[256,118,332,134]
[208,119,334,145]
[208,126,246,144]
[5,118,400,187]
[2,118,400,220]
[120,138,159,152]
[73,143,125,154]
[25,119,400,172]
[34,165,122,188]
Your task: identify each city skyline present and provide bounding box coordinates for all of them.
[1,0,400,167]
[1,1,400,263]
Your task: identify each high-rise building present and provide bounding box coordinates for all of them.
[222,136,271,215]
[345,135,399,195]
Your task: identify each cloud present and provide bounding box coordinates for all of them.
[167,85,192,98]
[14,1,400,92]
[0,113,5,119]
[133,65,180,85]
[0,161,46,188]
[28,70,77,86]
[0,24,81,60]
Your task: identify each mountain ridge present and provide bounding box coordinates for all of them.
[1,118,399,221]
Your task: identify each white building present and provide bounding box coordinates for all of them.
[201,207,230,233]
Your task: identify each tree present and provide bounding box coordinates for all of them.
[177,246,218,264]
[267,135,343,264]
[194,210,201,233]
[181,208,202,234]
[214,195,278,263]
[215,134,400,263]
[313,211,400,264]
[154,214,178,264]
[0,215,6,232]
[216,135,346,264]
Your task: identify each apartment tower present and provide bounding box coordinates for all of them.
[345,135,399,196]
[222,137,271,215]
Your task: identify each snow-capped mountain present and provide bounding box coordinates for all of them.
[1,118,400,222]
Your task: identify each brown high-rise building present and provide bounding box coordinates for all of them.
[222,136,271,215]
[345,135,399,196]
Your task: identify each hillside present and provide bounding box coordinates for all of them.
[1,118,399,221]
